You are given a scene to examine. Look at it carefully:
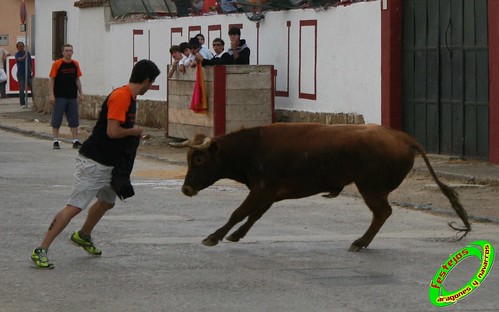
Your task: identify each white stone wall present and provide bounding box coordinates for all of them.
[34,0,381,123]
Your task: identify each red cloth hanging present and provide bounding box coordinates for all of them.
[190,63,208,113]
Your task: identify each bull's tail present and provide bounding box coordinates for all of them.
[413,143,471,240]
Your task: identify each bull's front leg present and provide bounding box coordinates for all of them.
[202,190,274,246]
[225,202,273,243]
[202,217,241,246]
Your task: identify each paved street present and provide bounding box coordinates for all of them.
[1,129,498,312]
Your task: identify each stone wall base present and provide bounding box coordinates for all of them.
[33,78,364,131]
[275,109,365,125]
[33,77,168,129]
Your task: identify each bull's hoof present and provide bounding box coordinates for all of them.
[225,234,240,242]
[348,244,363,252]
[202,236,219,247]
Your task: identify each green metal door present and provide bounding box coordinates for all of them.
[402,0,489,158]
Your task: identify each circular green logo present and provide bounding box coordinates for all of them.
[429,240,495,307]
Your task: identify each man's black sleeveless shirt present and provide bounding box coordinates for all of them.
[79,89,136,167]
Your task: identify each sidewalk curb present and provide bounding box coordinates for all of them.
[0,123,54,141]
[2,120,497,185]
[1,118,493,185]
[0,122,188,166]
[1,100,498,186]
[412,167,499,186]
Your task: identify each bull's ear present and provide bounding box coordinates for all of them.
[210,140,220,154]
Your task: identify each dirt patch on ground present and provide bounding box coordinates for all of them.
[342,171,499,225]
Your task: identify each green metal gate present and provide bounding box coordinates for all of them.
[402,0,489,158]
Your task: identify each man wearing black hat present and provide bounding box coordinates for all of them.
[228,27,250,64]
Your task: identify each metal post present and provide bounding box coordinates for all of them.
[20,0,29,108]
[24,19,28,108]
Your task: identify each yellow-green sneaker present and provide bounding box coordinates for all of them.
[31,248,54,269]
[70,231,102,256]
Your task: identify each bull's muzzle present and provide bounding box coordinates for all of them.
[182,185,198,197]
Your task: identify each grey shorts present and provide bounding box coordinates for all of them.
[67,154,116,210]
[51,97,79,128]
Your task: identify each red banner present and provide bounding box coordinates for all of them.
[190,63,208,113]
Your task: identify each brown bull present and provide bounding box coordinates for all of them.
[170,123,471,251]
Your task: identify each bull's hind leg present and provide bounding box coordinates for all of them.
[226,203,273,242]
[349,191,392,252]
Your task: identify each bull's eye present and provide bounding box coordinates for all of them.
[193,154,205,166]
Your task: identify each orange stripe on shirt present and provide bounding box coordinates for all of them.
[107,85,135,124]
[49,59,83,78]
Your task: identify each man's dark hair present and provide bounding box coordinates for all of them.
[196,33,205,41]
[213,38,225,46]
[228,27,241,36]
[189,37,200,49]
[129,59,160,83]
[169,45,181,54]
[179,42,190,53]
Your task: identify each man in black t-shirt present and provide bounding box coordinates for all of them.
[49,44,84,149]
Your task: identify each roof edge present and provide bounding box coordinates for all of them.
[74,0,108,9]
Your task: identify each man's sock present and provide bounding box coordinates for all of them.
[78,231,91,240]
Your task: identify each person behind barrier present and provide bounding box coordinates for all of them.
[168,45,184,78]
[227,27,250,64]
[196,38,232,66]
[195,34,214,61]
[172,0,191,17]
[220,0,238,13]
[186,37,202,68]
[178,42,190,74]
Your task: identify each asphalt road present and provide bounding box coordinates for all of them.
[1,129,498,312]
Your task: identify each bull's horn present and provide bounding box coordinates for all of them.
[168,139,192,148]
[191,137,212,150]
[168,137,212,150]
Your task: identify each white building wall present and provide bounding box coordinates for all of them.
[34,0,381,123]
[34,0,80,76]
[32,0,54,77]
[78,7,109,95]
